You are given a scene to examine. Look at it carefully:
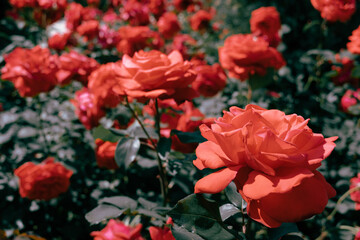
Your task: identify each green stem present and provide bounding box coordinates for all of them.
[327,185,360,221]
[125,97,168,206]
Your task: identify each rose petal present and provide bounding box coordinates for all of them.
[193,141,233,170]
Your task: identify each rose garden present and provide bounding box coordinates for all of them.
[0,0,360,239]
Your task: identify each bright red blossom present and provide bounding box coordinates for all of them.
[56,50,99,86]
[189,9,214,31]
[14,158,73,200]
[48,32,72,51]
[310,0,356,22]
[76,20,99,41]
[1,46,59,97]
[91,219,144,240]
[347,25,360,55]
[192,63,227,97]
[157,12,181,39]
[88,62,122,108]
[193,104,337,228]
[95,139,118,170]
[219,34,285,81]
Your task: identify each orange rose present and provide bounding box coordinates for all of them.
[1,46,59,97]
[14,158,73,200]
[193,104,337,227]
[219,34,285,81]
[114,50,197,103]
[347,25,360,55]
[310,0,356,22]
[95,139,118,170]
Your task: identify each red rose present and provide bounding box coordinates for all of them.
[341,89,360,113]
[149,219,175,240]
[71,88,106,130]
[310,0,356,22]
[219,34,285,81]
[116,26,164,56]
[167,34,196,60]
[114,50,197,103]
[95,139,118,170]
[87,0,100,6]
[173,0,193,11]
[88,62,122,108]
[347,25,360,55]
[76,20,99,41]
[91,219,144,240]
[98,25,120,49]
[350,173,360,210]
[250,7,281,37]
[192,63,227,97]
[81,6,102,21]
[148,0,166,18]
[189,9,214,31]
[48,32,71,51]
[121,0,150,26]
[57,50,99,86]
[193,104,337,228]
[157,12,181,39]
[331,54,358,86]
[37,0,67,10]
[65,2,84,31]
[14,158,73,200]
[9,0,36,8]
[1,46,59,97]
[250,6,281,47]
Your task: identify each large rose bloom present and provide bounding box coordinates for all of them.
[193,105,337,228]
[347,25,360,55]
[219,34,285,81]
[1,46,59,97]
[114,50,197,102]
[310,0,356,22]
[14,158,73,200]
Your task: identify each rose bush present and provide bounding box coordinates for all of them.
[193,104,337,227]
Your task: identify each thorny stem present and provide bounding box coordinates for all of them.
[125,97,168,206]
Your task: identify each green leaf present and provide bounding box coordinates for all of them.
[99,196,137,210]
[85,204,124,225]
[248,68,275,90]
[324,70,339,78]
[138,197,157,209]
[351,66,360,78]
[171,130,206,143]
[219,204,241,221]
[268,222,299,240]
[0,125,18,145]
[225,182,243,209]
[302,20,320,32]
[92,125,120,142]
[168,194,240,240]
[171,225,205,240]
[114,137,141,169]
[158,137,172,156]
[137,208,167,221]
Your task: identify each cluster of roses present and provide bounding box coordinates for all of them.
[1,0,349,239]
